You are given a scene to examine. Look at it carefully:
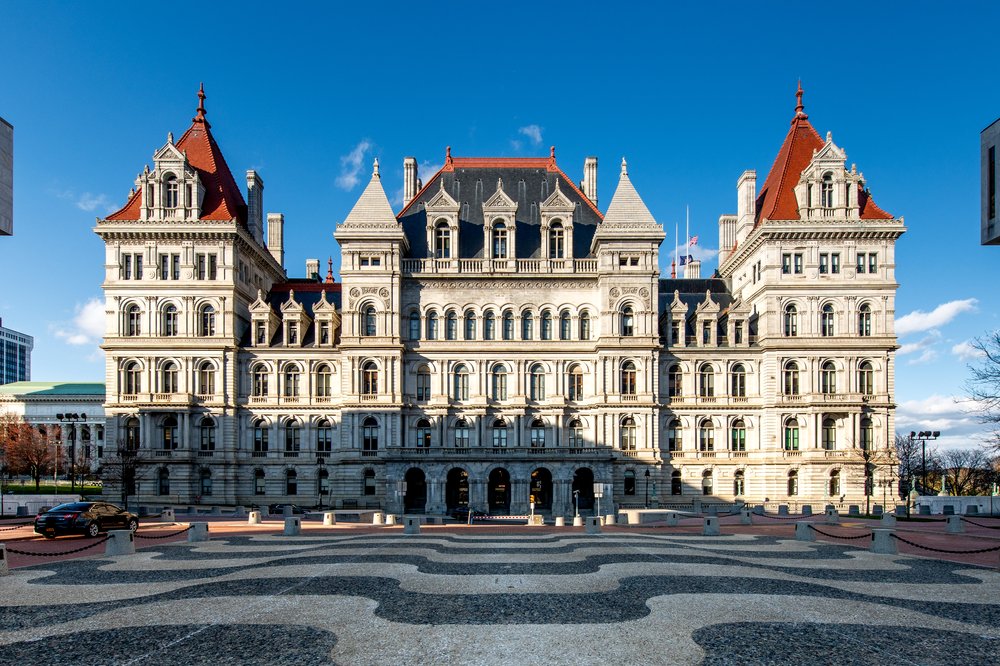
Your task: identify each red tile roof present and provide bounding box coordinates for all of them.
[106,85,247,225]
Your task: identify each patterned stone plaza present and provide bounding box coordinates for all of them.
[2,518,999,665]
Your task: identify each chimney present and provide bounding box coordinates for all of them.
[267,213,284,269]
[684,259,701,279]
[306,259,320,280]
[735,170,757,246]
[717,214,737,264]
[246,170,264,244]
[582,157,598,206]
[403,157,418,207]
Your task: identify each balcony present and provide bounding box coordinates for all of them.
[401,258,599,276]
[360,394,378,402]
[198,450,214,457]
[153,449,172,457]
[251,451,268,458]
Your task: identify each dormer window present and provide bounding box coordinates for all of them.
[435,220,451,259]
[492,222,508,259]
[164,175,179,208]
[821,172,834,207]
[287,321,298,345]
[255,321,267,345]
[549,221,565,259]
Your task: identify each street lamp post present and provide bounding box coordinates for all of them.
[644,469,650,509]
[910,430,940,496]
[56,413,86,492]
[317,458,326,510]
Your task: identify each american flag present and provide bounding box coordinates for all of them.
[689,235,699,246]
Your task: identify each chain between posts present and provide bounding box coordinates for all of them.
[5,535,112,557]
[134,525,193,540]
[807,524,874,540]
[890,533,1000,554]
[0,522,34,532]
[959,517,1000,530]
[760,513,811,520]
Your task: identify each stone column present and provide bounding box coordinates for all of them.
[511,477,529,515]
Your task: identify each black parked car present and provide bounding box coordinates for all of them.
[449,507,489,522]
[268,504,308,515]
[34,502,139,539]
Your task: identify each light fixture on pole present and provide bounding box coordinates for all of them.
[644,469,650,509]
[911,430,941,495]
[56,412,86,492]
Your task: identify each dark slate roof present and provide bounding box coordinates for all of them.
[398,161,602,259]
[240,280,343,347]
[657,278,734,318]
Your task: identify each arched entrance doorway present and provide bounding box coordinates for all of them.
[572,467,595,513]
[404,467,427,513]
[488,468,511,514]
[445,468,469,511]
[530,468,553,511]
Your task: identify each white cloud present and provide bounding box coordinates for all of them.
[52,298,105,347]
[897,330,941,361]
[895,298,978,337]
[335,140,373,190]
[952,340,986,361]
[55,189,114,213]
[895,394,991,450]
[518,124,543,145]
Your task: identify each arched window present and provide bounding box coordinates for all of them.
[860,417,874,451]
[161,415,178,450]
[491,364,508,401]
[702,469,713,496]
[783,418,799,451]
[408,311,421,341]
[452,364,469,400]
[579,311,591,340]
[252,365,269,397]
[316,419,332,453]
[492,418,508,448]
[454,419,469,448]
[123,361,141,395]
[283,365,300,397]
[492,221,508,259]
[199,417,215,452]
[667,418,681,451]
[164,174,179,208]
[161,361,178,393]
[821,172,834,207]
[445,310,458,340]
[163,304,179,337]
[787,470,799,496]
[549,221,565,259]
[858,303,872,337]
[529,364,545,401]
[671,470,682,495]
[822,417,837,450]
[484,310,496,340]
[783,304,798,337]
[541,310,553,340]
[730,419,746,451]
[858,361,874,395]
[820,361,837,394]
[200,305,216,337]
[435,220,451,259]
[126,304,142,336]
[621,305,635,337]
[158,467,170,495]
[620,416,637,451]
[568,418,584,448]
[667,365,683,397]
[416,366,431,401]
[829,470,841,496]
[559,311,571,340]
[734,470,745,496]
[254,468,266,495]
[624,470,636,495]
[730,363,746,397]
[362,305,377,337]
[285,469,297,495]
[197,361,215,396]
[698,363,714,397]
[567,365,584,401]
[284,420,300,456]
[316,364,333,398]
[362,416,378,452]
[621,360,637,396]
[426,311,439,340]
[124,417,140,450]
[464,310,476,340]
[783,361,800,396]
[821,303,835,337]
[253,419,269,454]
[415,418,432,448]
[502,311,514,340]
[530,418,546,448]
[699,419,715,452]
[522,311,534,340]
[361,361,378,396]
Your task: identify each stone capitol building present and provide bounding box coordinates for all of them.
[94,85,904,516]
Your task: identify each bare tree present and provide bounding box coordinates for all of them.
[99,439,149,511]
[0,414,53,490]
[895,433,943,495]
[965,331,1000,452]
[939,448,995,496]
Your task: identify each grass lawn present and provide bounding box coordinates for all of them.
[4,482,103,495]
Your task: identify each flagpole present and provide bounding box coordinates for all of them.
[674,222,679,278]
[686,205,690,275]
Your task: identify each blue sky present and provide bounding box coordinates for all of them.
[1,2,998,450]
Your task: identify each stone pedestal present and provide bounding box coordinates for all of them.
[385,514,397,526]
[248,511,261,525]
[946,515,964,533]
[572,516,584,527]
[404,516,421,535]
[795,521,815,541]
[691,499,702,515]
[778,504,789,516]
[526,515,544,526]
[554,517,565,527]
[740,509,753,525]
[188,523,209,542]
[585,516,601,534]
[702,516,720,536]
[161,508,175,523]
[801,505,813,516]
[284,517,301,536]
[605,514,616,525]
[0,544,7,576]
[848,505,861,517]
[323,512,336,526]
[825,508,839,524]
[282,506,293,518]
[211,506,222,516]
[666,512,679,527]
[372,512,384,526]
[880,514,897,528]
[106,530,135,556]
[234,506,248,518]
[871,529,897,554]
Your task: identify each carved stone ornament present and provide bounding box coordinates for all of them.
[350,287,361,298]
[378,287,390,299]
[609,287,620,299]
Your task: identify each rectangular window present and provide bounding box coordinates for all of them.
[670,322,680,346]
[781,253,791,274]
[868,253,877,273]
[360,257,369,267]
[123,254,132,280]
[160,254,169,279]
[416,373,430,401]
[135,255,142,279]
[793,253,803,274]
[856,253,866,273]
[702,321,711,344]
[831,253,840,274]
[255,322,267,345]
[734,321,743,345]
[819,253,828,274]
[196,254,206,280]
[207,254,217,279]
[320,323,330,345]
[171,254,181,280]
[287,322,298,344]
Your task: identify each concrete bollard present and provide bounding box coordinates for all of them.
[188,506,198,515]
[555,517,565,527]
[248,511,262,525]
[282,505,294,518]
[919,505,931,516]
[585,516,602,534]
[848,505,861,517]
[752,505,765,516]
[824,504,835,512]
[778,504,789,516]
[234,506,248,518]
[706,505,718,516]
[572,516,584,527]
[740,509,753,525]
[871,529,898,554]
[795,521,815,541]
[385,514,397,526]
[403,516,420,535]
[605,513,616,526]
[666,512,680,527]
[161,508,175,523]
[692,499,703,515]
[284,517,301,536]
[946,515,964,533]
[825,507,840,524]
[880,514,897,528]
[802,505,813,516]
[942,505,955,516]
[0,543,8,576]
[702,516,720,536]
[894,505,907,517]
[211,506,222,516]
[106,530,135,556]
[372,512,384,526]
[323,512,336,526]
[188,522,209,542]
[873,504,884,516]
[966,505,980,515]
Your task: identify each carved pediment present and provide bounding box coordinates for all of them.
[540,180,574,211]
[696,290,721,315]
[153,141,187,165]
[483,180,517,210]
[249,289,271,314]
[425,181,460,212]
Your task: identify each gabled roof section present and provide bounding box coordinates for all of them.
[601,158,658,228]
[858,186,893,220]
[341,159,400,228]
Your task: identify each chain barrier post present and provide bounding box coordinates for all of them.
[372,512,384,525]
[234,506,248,518]
[0,543,8,576]
[880,513,897,528]
[777,504,789,516]
[284,517,301,536]
[825,507,840,525]
[795,521,815,541]
[702,516,720,536]
[585,516,602,534]
[946,515,964,534]
[248,510,262,525]
[323,512,336,526]
[871,529,897,554]
[105,530,136,556]
[403,516,421,535]
[802,505,813,517]
[161,508,175,523]
[666,512,679,527]
[740,509,753,525]
[187,522,209,542]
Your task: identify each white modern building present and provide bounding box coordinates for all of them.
[94,85,904,514]
[0,318,33,385]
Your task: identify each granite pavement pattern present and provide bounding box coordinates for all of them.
[1,530,999,665]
